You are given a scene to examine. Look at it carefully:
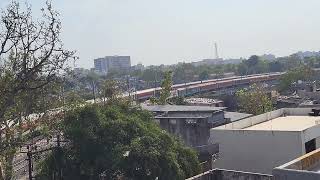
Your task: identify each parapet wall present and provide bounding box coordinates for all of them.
[279,148,320,171]
[273,148,320,180]
[187,169,272,180]
[214,108,317,130]
[273,168,320,180]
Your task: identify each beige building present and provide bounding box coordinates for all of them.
[273,148,320,180]
[209,108,320,174]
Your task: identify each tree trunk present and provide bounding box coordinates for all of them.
[0,163,4,180]
[4,152,14,180]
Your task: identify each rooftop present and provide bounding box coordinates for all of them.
[142,105,225,112]
[185,98,223,105]
[243,116,320,131]
[214,108,320,131]
[224,111,252,122]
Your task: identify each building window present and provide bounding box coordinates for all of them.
[305,138,316,154]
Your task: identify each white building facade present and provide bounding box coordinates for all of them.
[94,56,131,75]
[209,108,320,174]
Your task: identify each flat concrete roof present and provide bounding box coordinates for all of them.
[243,116,320,131]
[214,108,320,131]
[142,105,226,112]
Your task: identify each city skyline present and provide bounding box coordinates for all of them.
[1,0,320,68]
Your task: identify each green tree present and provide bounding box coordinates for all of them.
[168,96,187,105]
[199,70,209,82]
[237,62,249,75]
[141,67,163,85]
[173,63,195,84]
[151,71,173,105]
[0,1,75,179]
[247,55,259,67]
[159,71,173,105]
[269,61,283,72]
[100,80,122,103]
[37,103,201,180]
[236,84,273,115]
[279,65,314,93]
[86,72,100,102]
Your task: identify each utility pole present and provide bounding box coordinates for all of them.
[26,146,32,180]
[92,80,96,103]
[127,75,131,97]
[57,134,62,180]
[21,134,66,180]
[154,72,157,97]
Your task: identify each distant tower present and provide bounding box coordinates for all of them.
[214,42,219,59]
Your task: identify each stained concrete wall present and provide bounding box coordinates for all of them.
[214,108,317,131]
[210,130,304,174]
[302,124,320,150]
[215,109,284,130]
[272,148,320,180]
[209,108,320,174]
[283,108,315,115]
[158,111,226,148]
[298,90,320,100]
[187,169,273,180]
[273,168,320,180]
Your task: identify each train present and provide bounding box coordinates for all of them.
[133,72,284,101]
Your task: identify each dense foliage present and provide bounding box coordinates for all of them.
[278,65,314,93]
[151,71,173,105]
[68,54,320,101]
[0,1,75,179]
[37,102,201,180]
[236,84,273,115]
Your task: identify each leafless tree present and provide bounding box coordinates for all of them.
[0,1,76,179]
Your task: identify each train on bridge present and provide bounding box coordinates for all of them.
[133,72,284,101]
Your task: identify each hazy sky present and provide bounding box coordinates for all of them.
[1,0,320,68]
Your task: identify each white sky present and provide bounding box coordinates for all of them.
[1,0,320,68]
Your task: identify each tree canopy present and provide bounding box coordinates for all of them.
[151,71,173,105]
[37,102,201,180]
[278,65,314,93]
[0,1,75,179]
[236,84,273,115]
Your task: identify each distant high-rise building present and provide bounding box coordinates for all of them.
[94,56,131,74]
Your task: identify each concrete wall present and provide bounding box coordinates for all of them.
[283,108,315,116]
[158,111,226,148]
[298,90,320,100]
[316,137,320,149]
[215,109,284,130]
[210,130,303,174]
[273,168,320,180]
[272,148,320,180]
[214,108,317,130]
[302,124,320,150]
[159,118,210,147]
[187,169,273,180]
[207,108,320,176]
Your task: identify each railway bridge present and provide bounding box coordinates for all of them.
[133,72,284,101]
